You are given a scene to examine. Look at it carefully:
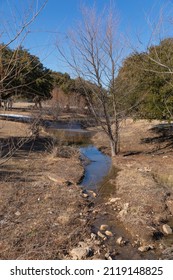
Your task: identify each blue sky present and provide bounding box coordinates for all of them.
[1,0,173,72]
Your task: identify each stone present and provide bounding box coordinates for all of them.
[82,193,89,198]
[69,242,93,260]
[138,245,154,252]
[116,236,124,246]
[70,247,88,260]
[88,190,97,197]
[109,197,121,203]
[105,230,113,237]
[47,174,66,184]
[105,253,112,260]
[162,224,172,235]
[116,236,123,245]
[97,231,107,240]
[100,224,109,231]
[81,190,89,198]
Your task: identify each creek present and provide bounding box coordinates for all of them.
[44,120,157,259]
[0,114,158,259]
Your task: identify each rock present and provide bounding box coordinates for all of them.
[97,231,107,240]
[100,224,109,231]
[82,193,89,198]
[116,236,126,246]
[138,245,154,252]
[105,252,112,260]
[88,190,97,197]
[70,247,88,260]
[162,224,172,235]
[105,230,113,237]
[69,242,93,260]
[109,197,121,203]
[133,240,141,247]
[47,174,66,184]
[81,190,89,198]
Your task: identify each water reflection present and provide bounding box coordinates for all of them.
[80,145,111,191]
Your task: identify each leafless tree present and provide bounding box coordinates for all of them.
[57,4,127,156]
[0,0,48,165]
[0,0,48,102]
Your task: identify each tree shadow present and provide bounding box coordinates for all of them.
[0,168,35,183]
[0,136,52,156]
[141,123,173,151]
[0,136,52,183]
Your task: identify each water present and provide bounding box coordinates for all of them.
[80,145,111,191]
[0,113,32,122]
[44,120,81,130]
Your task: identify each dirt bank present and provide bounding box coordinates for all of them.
[0,118,89,259]
[92,119,173,259]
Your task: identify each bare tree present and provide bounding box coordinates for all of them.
[0,0,48,165]
[57,4,127,156]
[0,0,48,103]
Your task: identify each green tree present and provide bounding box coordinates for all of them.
[116,38,173,120]
[0,45,53,101]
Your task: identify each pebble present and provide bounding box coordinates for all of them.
[88,190,97,197]
[162,224,172,235]
[100,224,109,231]
[109,197,121,203]
[105,230,113,237]
[116,236,126,246]
[138,245,154,252]
[105,253,112,260]
[97,231,107,240]
[82,193,89,198]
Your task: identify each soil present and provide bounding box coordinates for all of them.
[0,106,87,260]
[92,119,173,259]
[1,104,173,260]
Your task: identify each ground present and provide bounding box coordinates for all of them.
[92,119,173,259]
[0,103,173,259]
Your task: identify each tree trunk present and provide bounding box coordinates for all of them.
[110,139,118,157]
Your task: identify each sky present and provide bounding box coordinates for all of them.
[1,0,173,73]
